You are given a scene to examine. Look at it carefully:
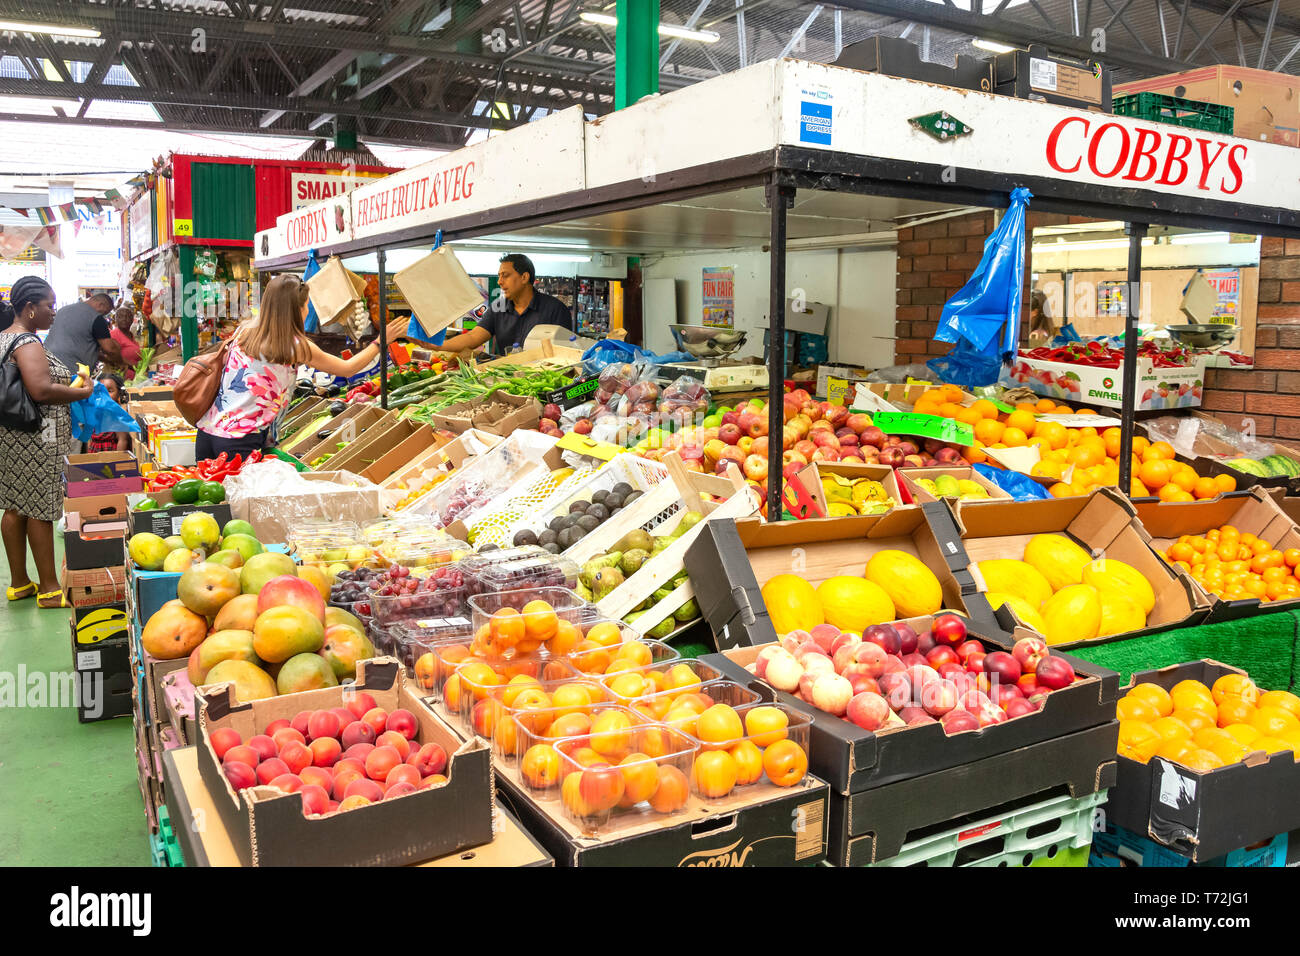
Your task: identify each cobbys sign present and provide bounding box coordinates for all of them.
[1046,117,1247,195]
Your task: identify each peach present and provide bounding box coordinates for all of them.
[223,744,260,769]
[364,745,403,782]
[209,727,242,760]
[340,721,376,749]
[763,739,808,786]
[648,766,690,813]
[332,768,365,801]
[589,711,634,758]
[299,766,334,791]
[300,783,330,816]
[578,763,625,813]
[617,753,661,807]
[384,764,422,789]
[223,761,257,790]
[341,743,374,764]
[384,781,418,799]
[521,744,562,790]
[330,706,357,730]
[278,741,313,775]
[337,795,372,811]
[730,740,764,786]
[692,750,739,798]
[255,757,290,786]
[344,777,385,803]
[407,742,448,777]
[263,718,291,736]
[551,684,594,717]
[246,734,277,762]
[306,710,341,742]
[419,774,448,790]
[345,691,377,720]
[290,711,313,737]
[268,773,303,794]
[743,706,790,747]
[360,707,388,736]
[546,712,592,739]
[376,730,411,760]
[309,736,342,767]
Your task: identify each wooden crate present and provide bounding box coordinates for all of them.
[567,452,759,635]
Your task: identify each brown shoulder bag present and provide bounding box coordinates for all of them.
[174,338,232,426]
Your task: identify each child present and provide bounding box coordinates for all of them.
[88,373,131,453]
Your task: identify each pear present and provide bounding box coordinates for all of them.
[592,566,625,600]
[616,529,654,554]
[674,598,700,623]
[672,511,704,538]
[620,549,650,576]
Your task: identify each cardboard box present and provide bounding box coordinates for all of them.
[683,503,976,652]
[1135,488,1300,622]
[787,461,906,520]
[1106,660,1300,863]
[1003,354,1207,411]
[164,746,550,867]
[128,569,182,631]
[701,619,1119,795]
[63,452,143,498]
[126,384,175,403]
[951,488,1209,647]
[897,466,1011,505]
[131,400,185,429]
[70,620,131,723]
[327,418,426,476]
[152,430,197,468]
[64,564,126,608]
[63,496,128,570]
[994,45,1111,111]
[126,489,234,539]
[161,667,196,744]
[232,472,383,547]
[360,424,447,486]
[195,659,494,866]
[494,761,829,867]
[816,364,871,402]
[827,721,1117,865]
[477,339,583,370]
[1090,823,1300,868]
[430,390,540,437]
[1116,66,1300,148]
[290,405,389,465]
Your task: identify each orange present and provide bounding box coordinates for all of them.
[1002,427,1029,448]
[1145,441,1176,461]
[761,739,808,787]
[912,400,941,417]
[974,418,1006,444]
[1258,690,1300,718]
[1128,683,1174,717]
[1131,436,1150,457]
[1170,685,1216,719]
[1171,470,1197,493]
[647,765,690,813]
[939,402,964,420]
[1252,736,1293,755]
[1284,548,1300,568]
[1150,716,1194,745]
[1158,483,1185,503]
[1176,748,1225,772]
[1206,737,1250,767]
[1035,397,1058,413]
[1216,698,1257,728]
[1251,706,1300,738]
[695,703,744,747]
[1130,477,1150,498]
[956,405,983,427]
[1116,697,1160,722]
[1171,709,1215,734]
[743,706,790,747]
[1167,542,1195,563]
[1223,723,1261,746]
[1006,409,1037,437]
[1213,473,1237,493]
[1038,421,1068,450]
[1156,738,1195,762]
[1194,727,1234,750]
[1191,477,1218,499]
[970,398,999,420]
[1118,720,1163,762]
[1054,405,1075,415]
[1102,428,1122,458]
[1049,482,1079,499]
[1032,460,1066,481]
[1139,459,1173,490]
[921,388,948,405]
[1069,444,1104,469]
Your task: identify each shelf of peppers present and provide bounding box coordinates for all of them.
[147,451,262,493]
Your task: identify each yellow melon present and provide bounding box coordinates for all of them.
[986,592,1048,634]
[816,576,895,633]
[1097,590,1146,638]
[1041,584,1102,646]
[865,550,942,619]
[1082,558,1156,616]
[1023,533,1093,592]
[978,559,1052,610]
[760,574,824,636]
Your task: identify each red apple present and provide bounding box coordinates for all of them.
[743,455,768,481]
[846,413,872,435]
[794,439,817,460]
[719,423,742,446]
[879,447,905,468]
[811,447,840,463]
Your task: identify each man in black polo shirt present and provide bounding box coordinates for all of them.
[438,253,572,355]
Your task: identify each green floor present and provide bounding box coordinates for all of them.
[0,536,149,866]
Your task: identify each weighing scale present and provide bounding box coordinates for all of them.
[663,324,770,392]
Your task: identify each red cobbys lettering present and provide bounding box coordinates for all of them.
[286,207,327,249]
[1046,117,1247,195]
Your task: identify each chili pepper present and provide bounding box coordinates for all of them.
[248,450,262,465]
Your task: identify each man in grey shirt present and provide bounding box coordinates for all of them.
[44,292,121,375]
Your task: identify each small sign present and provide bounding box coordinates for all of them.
[173,218,194,237]
[557,432,623,461]
[76,651,101,671]
[850,383,901,414]
[909,111,973,141]
[872,412,974,446]
[983,445,1041,474]
[1037,414,1123,428]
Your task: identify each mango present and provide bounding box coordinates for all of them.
[162,548,198,573]
[128,532,170,571]
[324,605,365,634]
[240,551,298,595]
[276,652,339,695]
[203,659,277,703]
[188,629,258,685]
[177,562,242,617]
[319,625,375,680]
[253,605,325,664]
[141,602,208,660]
[214,593,260,632]
[180,512,221,552]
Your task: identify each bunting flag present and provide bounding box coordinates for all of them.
[73,220,83,236]
[85,197,105,216]
[34,207,57,226]
[57,201,77,222]
[33,225,62,259]
[0,224,40,258]
[11,208,28,218]
[106,188,129,211]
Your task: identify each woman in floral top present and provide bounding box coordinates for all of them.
[196,274,408,460]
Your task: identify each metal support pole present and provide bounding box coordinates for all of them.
[378,247,389,410]
[179,244,198,361]
[1117,222,1147,495]
[766,180,793,522]
[615,0,660,108]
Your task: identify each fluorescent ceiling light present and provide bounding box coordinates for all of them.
[579,11,720,43]
[0,20,100,38]
[1169,232,1231,245]
[453,237,591,251]
[1032,237,1155,253]
[972,38,1016,53]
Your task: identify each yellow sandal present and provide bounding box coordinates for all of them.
[37,589,69,609]
[6,582,35,601]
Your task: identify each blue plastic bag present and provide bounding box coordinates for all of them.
[924,340,1005,391]
[302,252,322,333]
[973,463,1051,501]
[405,230,450,348]
[928,187,1032,387]
[1050,321,1083,346]
[70,381,142,444]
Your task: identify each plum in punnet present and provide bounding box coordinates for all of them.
[894,622,919,656]
[982,651,1022,685]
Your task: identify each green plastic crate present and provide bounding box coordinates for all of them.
[869,789,1107,867]
[1113,92,1234,134]
[151,805,184,868]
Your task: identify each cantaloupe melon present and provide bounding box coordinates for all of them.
[816,576,895,632]
[760,574,823,636]
[1024,534,1093,592]
[1041,583,1102,646]
[865,550,942,619]
[978,559,1052,610]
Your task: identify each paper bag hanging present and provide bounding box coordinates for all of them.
[394,246,487,337]
[306,255,366,326]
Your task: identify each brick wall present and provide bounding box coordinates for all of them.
[1199,236,1300,443]
[896,217,1299,443]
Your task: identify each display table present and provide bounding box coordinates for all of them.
[161,747,552,867]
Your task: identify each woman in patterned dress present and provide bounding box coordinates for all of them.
[195,274,408,460]
[0,277,93,607]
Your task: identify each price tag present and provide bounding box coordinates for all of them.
[850,384,900,414]
[173,219,194,237]
[871,413,974,446]
[557,432,623,461]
